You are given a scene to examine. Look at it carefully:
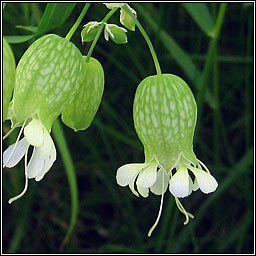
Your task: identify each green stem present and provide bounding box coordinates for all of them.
[65,3,91,41]
[122,4,161,75]
[52,119,79,248]
[86,7,118,62]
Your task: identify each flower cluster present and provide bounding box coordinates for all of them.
[3,33,104,203]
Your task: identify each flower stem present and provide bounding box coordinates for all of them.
[65,3,91,41]
[122,3,162,75]
[86,7,118,62]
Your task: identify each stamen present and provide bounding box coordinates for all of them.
[147,169,165,237]
[175,197,194,225]
[8,146,29,204]
[3,120,27,168]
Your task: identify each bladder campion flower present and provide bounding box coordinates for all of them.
[3,34,84,203]
[117,74,218,236]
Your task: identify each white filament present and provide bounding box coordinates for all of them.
[147,169,165,237]
[8,146,29,204]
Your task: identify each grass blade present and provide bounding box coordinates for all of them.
[52,119,79,249]
[183,3,215,37]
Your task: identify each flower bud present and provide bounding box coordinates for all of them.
[103,3,124,9]
[3,37,16,121]
[120,4,137,31]
[12,34,84,131]
[61,56,104,131]
[81,21,101,43]
[104,24,128,44]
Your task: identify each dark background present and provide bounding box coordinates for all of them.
[2,2,254,254]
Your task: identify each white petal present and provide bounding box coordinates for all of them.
[37,132,54,159]
[189,167,218,194]
[169,167,191,198]
[116,163,148,186]
[26,147,45,179]
[3,138,29,168]
[136,163,158,188]
[27,133,56,181]
[35,139,56,182]
[150,168,170,195]
[137,185,149,198]
[24,119,44,147]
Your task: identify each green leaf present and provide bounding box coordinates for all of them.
[4,35,35,44]
[16,25,38,33]
[182,3,215,37]
[36,3,76,35]
[52,119,79,248]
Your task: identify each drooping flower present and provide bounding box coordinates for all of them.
[3,34,85,203]
[116,74,218,236]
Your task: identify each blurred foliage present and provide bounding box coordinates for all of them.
[2,2,254,254]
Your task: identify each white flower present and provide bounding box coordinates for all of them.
[117,162,170,197]
[3,119,56,204]
[117,160,171,236]
[116,155,218,235]
[169,160,218,198]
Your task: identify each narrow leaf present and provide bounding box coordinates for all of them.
[182,3,215,37]
[36,3,76,35]
[52,119,79,248]
[16,25,38,33]
[4,35,35,44]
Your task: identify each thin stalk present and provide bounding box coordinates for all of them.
[52,119,78,249]
[122,3,161,75]
[65,3,91,41]
[86,7,118,62]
